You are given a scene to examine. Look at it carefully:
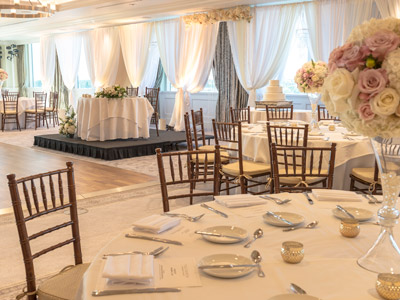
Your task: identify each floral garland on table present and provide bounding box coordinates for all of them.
[59,106,76,138]
[183,6,252,25]
[322,17,400,138]
[294,60,328,93]
[95,85,127,99]
[0,69,8,81]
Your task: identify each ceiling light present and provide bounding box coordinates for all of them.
[0,0,57,19]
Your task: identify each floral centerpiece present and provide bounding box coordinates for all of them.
[59,106,76,138]
[0,69,8,82]
[322,17,400,274]
[95,85,127,99]
[294,60,328,93]
[183,6,252,25]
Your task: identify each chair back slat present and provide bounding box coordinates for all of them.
[266,105,293,121]
[32,238,75,260]
[2,92,19,113]
[184,113,194,151]
[230,106,250,123]
[191,109,207,149]
[34,92,47,112]
[145,87,160,111]
[317,105,340,121]
[22,182,32,216]
[48,92,59,110]
[39,177,48,210]
[58,173,64,205]
[49,175,56,208]
[126,87,139,97]
[31,179,40,214]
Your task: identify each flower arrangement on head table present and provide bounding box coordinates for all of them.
[322,17,400,138]
[95,85,127,99]
[294,60,328,93]
[0,69,8,81]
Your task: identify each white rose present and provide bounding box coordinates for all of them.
[64,123,69,130]
[67,125,76,134]
[371,88,400,117]
[323,68,354,113]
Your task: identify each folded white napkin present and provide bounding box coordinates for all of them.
[132,215,180,234]
[308,136,326,140]
[102,254,154,284]
[309,132,324,136]
[214,194,268,208]
[311,189,362,202]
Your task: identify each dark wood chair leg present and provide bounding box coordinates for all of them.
[24,112,27,129]
[44,113,49,129]
[1,114,4,131]
[35,114,38,130]
[16,114,21,131]
[155,114,159,136]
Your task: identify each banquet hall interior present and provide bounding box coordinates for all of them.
[1,0,400,299]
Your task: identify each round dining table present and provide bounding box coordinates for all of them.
[77,192,389,300]
[250,108,312,124]
[0,97,35,130]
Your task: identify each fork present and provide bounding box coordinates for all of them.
[103,246,169,258]
[260,195,291,205]
[356,192,376,204]
[163,213,205,222]
[367,192,382,203]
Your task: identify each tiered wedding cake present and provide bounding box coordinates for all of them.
[263,80,286,102]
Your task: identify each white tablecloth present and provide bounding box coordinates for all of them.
[76,97,154,141]
[239,124,374,190]
[0,97,35,130]
[251,108,311,124]
[77,194,390,300]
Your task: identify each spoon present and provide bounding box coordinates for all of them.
[251,250,265,277]
[282,221,319,232]
[163,213,205,222]
[260,195,291,205]
[290,283,307,294]
[244,228,263,248]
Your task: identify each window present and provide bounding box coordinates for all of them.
[160,70,218,93]
[29,43,42,87]
[76,47,93,89]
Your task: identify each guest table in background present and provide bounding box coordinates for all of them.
[76,97,154,141]
[0,97,35,130]
[251,108,312,123]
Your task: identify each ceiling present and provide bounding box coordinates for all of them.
[0,0,304,43]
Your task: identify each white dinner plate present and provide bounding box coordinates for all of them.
[198,254,254,278]
[263,212,305,227]
[269,294,320,300]
[200,226,248,244]
[332,207,374,221]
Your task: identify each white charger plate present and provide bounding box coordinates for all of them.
[332,207,373,221]
[198,254,254,278]
[269,294,320,300]
[263,212,305,227]
[200,226,248,244]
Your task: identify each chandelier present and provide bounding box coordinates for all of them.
[0,0,57,18]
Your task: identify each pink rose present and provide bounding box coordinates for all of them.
[358,68,388,100]
[328,43,352,73]
[358,102,375,121]
[364,30,400,59]
[338,45,371,71]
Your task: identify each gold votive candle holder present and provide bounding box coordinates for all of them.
[328,124,336,131]
[376,273,400,300]
[340,218,360,238]
[281,241,304,264]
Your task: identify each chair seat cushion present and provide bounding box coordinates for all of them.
[199,145,215,151]
[45,107,55,112]
[222,161,270,177]
[278,168,328,185]
[1,110,17,114]
[351,168,380,184]
[191,151,229,163]
[25,109,45,113]
[37,263,90,300]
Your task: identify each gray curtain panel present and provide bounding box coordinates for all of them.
[16,45,28,97]
[53,54,69,109]
[213,22,248,122]
[153,59,164,89]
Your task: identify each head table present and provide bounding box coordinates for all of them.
[76,97,154,141]
[77,193,388,300]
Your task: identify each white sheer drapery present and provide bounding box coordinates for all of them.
[119,23,154,93]
[156,17,218,131]
[227,5,302,107]
[304,0,378,62]
[39,35,56,91]
[375,0,400,17]
[139,40,160,96]
[54,32,82,107]
[82,27,120,90]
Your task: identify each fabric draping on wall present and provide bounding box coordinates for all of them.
[16,45,27,97]
[53,53,69,109]
[55,32,82,108]
[139,40,160,95]
[39,35,56,91]
[155,17,218,131]
[213,22,248,122]
[82,27,120,90]
[303,0,379,62]
[119,23,154,95]
[153,60,164,89]
[227,5,301,107]
[375,0,400,17]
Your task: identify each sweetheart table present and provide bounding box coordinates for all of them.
[77,193,389,299]
[76,97,154,141]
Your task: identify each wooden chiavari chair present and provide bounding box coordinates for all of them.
[145,87,160,136]
[266,105,294,121]
[45,91,59,127]
[213,120,270,195]
[230,106,251,124]
[191,108,212,150]
[156,147,220,212]
[1,92,21,131]
[126,87,139,97]
[318,105,340,121]
[25,92,48,130]
[350,161,381,194]
[270,143,337,193]
[7,162,89,300]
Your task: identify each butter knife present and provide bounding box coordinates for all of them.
[303,192,314,205]
[125,234,183,245]
[92,288,181,296]
[198,264,257,269]
[194,231,243,240]
[201,203,228,218]
[336,205,355,219]
[265,211,293,225]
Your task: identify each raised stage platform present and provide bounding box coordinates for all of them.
[34,130,213,160]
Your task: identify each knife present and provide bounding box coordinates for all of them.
[336,205,355,219]
[194,231,243,240]
[198,264,258,269]
[303,192,314,205]
[290,283,307,295]
[125,234,183,245]
[92,288,181,296]
[265,211,294,225]
[201,203,228,218]
[367,192,382,203]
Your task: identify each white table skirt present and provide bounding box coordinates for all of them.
[76,97,154,141]
[77,194,389,300]
[0,97,35,130]
[251,108,312,124]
